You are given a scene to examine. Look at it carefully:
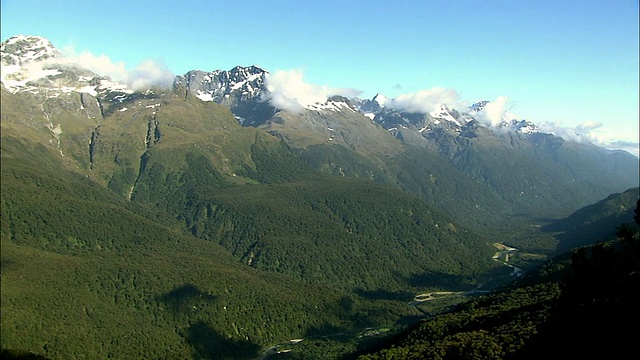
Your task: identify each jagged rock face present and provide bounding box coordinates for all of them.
[173,65,266,104]
[173,65,276,125]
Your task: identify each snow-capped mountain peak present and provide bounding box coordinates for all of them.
[502,119,539,134]
[305,95,358,112]
[174,65,268,104]
[1,35,62,91]
[1,35,60,66]
[1,35,132,97]
[429,105,461,126]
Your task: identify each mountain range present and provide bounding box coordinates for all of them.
[3,35,637,223]
[1,35,638,359]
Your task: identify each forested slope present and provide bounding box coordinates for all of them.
[356,217,640,359]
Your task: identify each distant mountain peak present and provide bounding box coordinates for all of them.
[0,35,134,97]
[304,95,359,112]
[174,65,268,103]
[230,64,267,75]
[468,100,490,113]
[502,119,539,134]
[358,93,389,117]
[1,35,60,66]
[429,105,462,127]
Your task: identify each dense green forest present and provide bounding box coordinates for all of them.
[131,142,497,291]
[0,112,503,358]
[1,136,351,358]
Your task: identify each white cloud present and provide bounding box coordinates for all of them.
[127,59,175,90]
[535,120,607,143]
[261,69,361,113]
[56,46,174,90]
[478,96,510,127]
[537,121,588,142]
[470,96,522,129]
[388,87,463,113]
[576,120,603,131]
[57,46,127,79]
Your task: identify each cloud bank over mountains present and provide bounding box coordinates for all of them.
[58,46,175,91]
[388,87,464,114]
[261,69,361,113]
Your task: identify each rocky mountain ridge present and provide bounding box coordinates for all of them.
[1,35,542,142]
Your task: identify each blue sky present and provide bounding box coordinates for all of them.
[1,0,638,155]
